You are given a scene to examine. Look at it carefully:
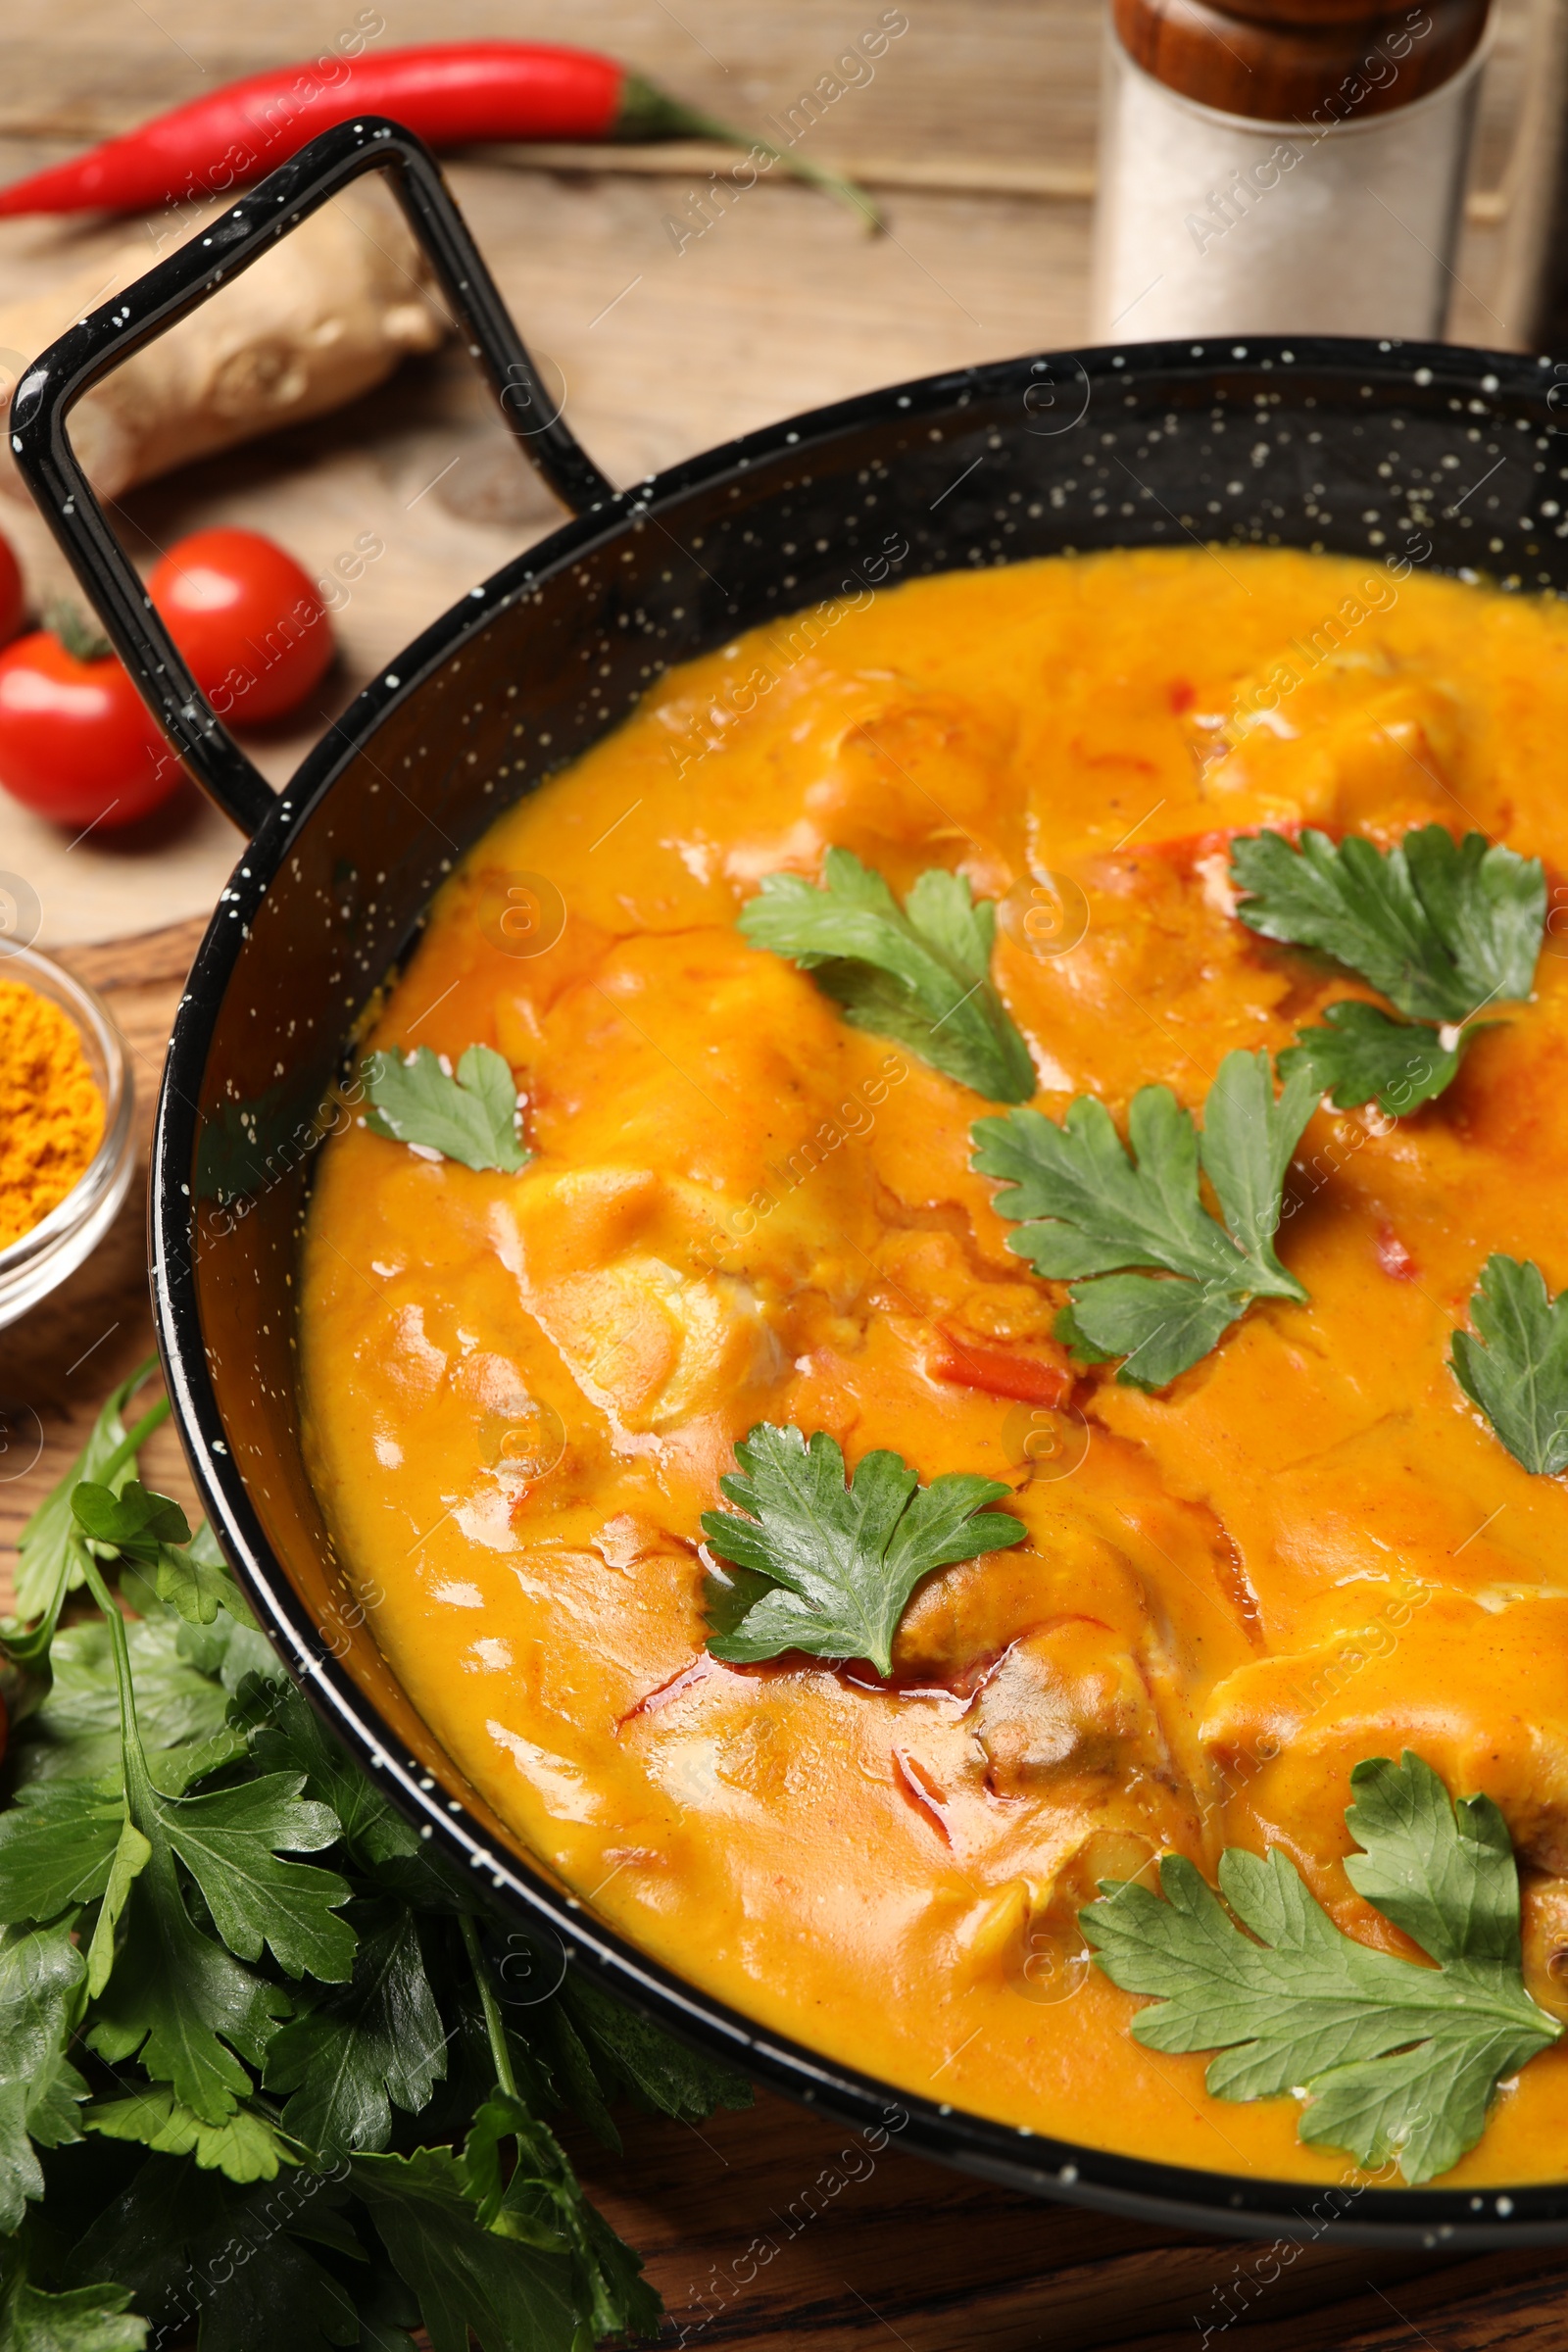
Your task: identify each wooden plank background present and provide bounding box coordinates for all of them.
[4,5,1568,2344]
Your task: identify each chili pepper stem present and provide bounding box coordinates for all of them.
[615,75,883,232]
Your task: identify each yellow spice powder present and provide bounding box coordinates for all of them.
[0,975,105,1250]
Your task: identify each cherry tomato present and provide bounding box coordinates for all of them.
[0,528,22,648]
[150,527,333,724]
[0,629,178,829]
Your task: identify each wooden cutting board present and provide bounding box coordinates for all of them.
[8,923,1568,2351]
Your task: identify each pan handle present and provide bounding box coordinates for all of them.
[8,117,617,837]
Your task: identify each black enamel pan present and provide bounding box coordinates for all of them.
[14,116,1568,2248]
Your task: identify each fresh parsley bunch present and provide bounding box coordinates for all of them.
[738,849,1037,1102]
[0,1364,749,2351]
[1083,1753,1560,2183]
[1231,825,1546,1114]
[972,1051,1319,1389]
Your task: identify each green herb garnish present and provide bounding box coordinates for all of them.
[701,1423,1026,1674]
[9,1358,167,1670]
[1083,1752,1560,2183]
[0,2264,144,2352]
[1277,999,1471,1116]
[261,1898,444,2161]
[349,2121,582,2352]
[0,1378,750,2345]
[1231,824,1545,1022]
[363,1043,528,1172]
[737,848,1036,1102]
[71,1482,250,1631]
[1231,824,1545,1112]
[1450,1254,1568,1476]
[971,1050,1317,1390]
[83,2084,288,2184]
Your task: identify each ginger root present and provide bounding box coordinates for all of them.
[0,183,445,505]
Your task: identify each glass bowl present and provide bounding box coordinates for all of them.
[0,947,136,1329]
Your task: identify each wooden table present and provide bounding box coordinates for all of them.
[5,6,1568,2345]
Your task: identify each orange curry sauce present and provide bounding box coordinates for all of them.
[299,548,1568,2185]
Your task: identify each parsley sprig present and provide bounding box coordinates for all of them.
[971,1050,1318,1390]
[1451,1255,1568,1476]
[363,1044,529,1172]
[1083,1753,1560,2183]
[702,1423,1026,1674]
[1231,825,1546,1113]
[8,1361,168,1673]
[0,1366,749,2349]
[738,848,1037,1102]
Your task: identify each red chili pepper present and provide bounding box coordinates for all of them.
[928,1334,1073,1408]
[0,42,876,224]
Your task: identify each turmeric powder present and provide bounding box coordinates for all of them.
[0,976,104,1250]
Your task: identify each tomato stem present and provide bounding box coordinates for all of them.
[43,598,112,663]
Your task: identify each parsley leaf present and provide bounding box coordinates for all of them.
[9,1359,165,1656]
[1230,824,1545,1025]
[73,2159,359,2352]
[1082,1752,1560,2182]
[363,1045,528,1173]
[351,2143,580,2352]
[12,1615,231,1788]
[72,1482,187,1554]
[1450,1254,1568,1475]
[1278,1000,1475,1115]
[143,1773,354,1984]
[83,2087,288,2185]
[972,1050,1317,1389]
[701,1422,1025,1674]
[0,2266,146,2352]
[78,1584,344,2119]
[0,1742,184,2020]
[0,1924,89,2234]
[1231,827,1546,1111]
[21,1488,352,2099]
[12,1663,349,2000]
[555,1970,752,2130]
[84,1820,151,2003]
[84,1820,289,2125]
[171,1596,280,1703]
[71,1484,252,1631]
[264,1900,447,2157]
[466,2091,661,2344]
[236,1675,428,1880]
[0,1781,127,1924]
[738,848,1036,1102]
